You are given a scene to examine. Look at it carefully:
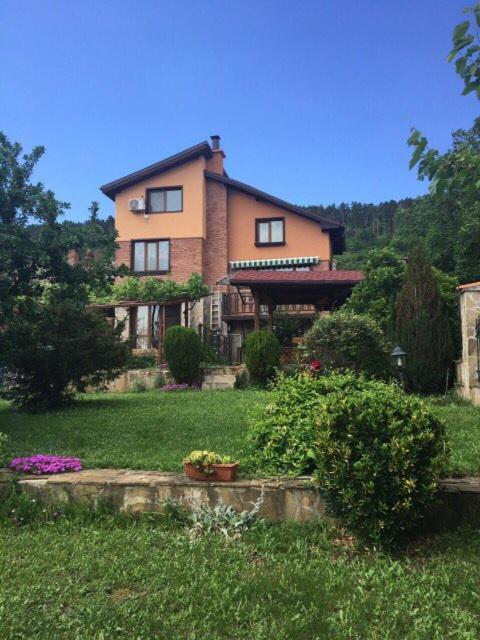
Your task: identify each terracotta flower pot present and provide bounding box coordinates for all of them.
[184,462,239,482]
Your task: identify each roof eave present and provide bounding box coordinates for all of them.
[100,141,213,200]
[204,170,345,250]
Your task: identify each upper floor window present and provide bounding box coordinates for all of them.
[147,187,182,213]
[255,218,285,246]
[132,239,170,273]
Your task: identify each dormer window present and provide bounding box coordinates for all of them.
[255,217,285,246]
[146,187,183,213]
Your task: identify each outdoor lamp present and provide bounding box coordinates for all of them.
[391,346,406,370]
[390,345,407,389]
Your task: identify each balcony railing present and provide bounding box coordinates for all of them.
[223,292,315,317]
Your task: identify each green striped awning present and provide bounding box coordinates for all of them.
[230,256,319,270]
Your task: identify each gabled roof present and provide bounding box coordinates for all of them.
[204,170,341,229]
[205,170,345,254]
[100,141,213,200]
[100,139,346,253]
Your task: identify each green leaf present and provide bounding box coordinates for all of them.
[453,21,470,47]
[462,82,478,95]
[475,4,480,28]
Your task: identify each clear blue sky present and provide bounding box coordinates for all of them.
[1,0,478,221]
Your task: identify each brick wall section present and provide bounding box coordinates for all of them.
[116,241,131,269]
[170,238,203,282]
[204,179,228,289]
[115,238,203,283]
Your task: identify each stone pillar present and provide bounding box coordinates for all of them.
[457,285,480,405]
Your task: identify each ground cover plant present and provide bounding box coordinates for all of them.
[0,389,478,476]
[0,500,480,639]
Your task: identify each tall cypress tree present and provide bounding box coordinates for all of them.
[395,246,454,394]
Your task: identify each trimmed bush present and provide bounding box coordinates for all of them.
[314,383,448,546]
[247,371,372,475]
[244,330,280,385]
[300,312,390,379]
[126,354,157,370]
[247,370,448,546]
[163,326,202,385]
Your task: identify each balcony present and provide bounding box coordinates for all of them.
[223,292,316,320]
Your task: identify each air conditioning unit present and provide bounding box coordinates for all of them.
[128,197,146,212]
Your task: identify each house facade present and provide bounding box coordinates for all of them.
[101,136,355,359]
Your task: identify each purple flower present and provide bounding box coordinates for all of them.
[162,383,200,392]
[8,455,83,475]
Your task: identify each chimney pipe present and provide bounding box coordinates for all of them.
[210,135,220,151]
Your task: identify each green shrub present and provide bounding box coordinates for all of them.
[301,312,390,379]
[314,383,448,546]
[247,371,371,475]
[234,369,250,390]
[132,380,148,393]
[1,302,128,412]
[244,330,280,385]
[0,432,7,466]
[163,326,202,385]
[126,354,157,370]
[153,371,166,388]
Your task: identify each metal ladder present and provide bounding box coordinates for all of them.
[210,292,222,329]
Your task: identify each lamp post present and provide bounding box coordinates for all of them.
[391,345,407,390]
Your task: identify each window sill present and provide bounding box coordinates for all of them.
[254,241,286,247]
[132,271,170,276]
[146,210,183,215]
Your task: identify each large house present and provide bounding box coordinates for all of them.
[100,136,362,359]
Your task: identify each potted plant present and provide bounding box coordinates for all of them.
[183,450,239,482]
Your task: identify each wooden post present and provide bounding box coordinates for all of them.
[267,304,274,331]
[253,290,261,331]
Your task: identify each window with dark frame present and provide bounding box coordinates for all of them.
[132,240,170,273]
[255,218,285,246]
[147,187,182,213]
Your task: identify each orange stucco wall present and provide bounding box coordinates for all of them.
[227,190,332,262]
[114,156,206,241]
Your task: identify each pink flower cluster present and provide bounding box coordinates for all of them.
[9,455,83,475]
[162,383,200,392]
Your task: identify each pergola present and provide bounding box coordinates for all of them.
[228,270,364,330]
[87,297,199,359]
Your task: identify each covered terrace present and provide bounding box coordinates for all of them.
[227,270,364,331]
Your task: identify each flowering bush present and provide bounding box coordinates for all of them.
[162,383,200,392]
[9,455,83,475]
[301,312,391,380]
[309,359,322,375]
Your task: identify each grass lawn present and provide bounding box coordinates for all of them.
[0,389,479,475]
[1,512,480,639]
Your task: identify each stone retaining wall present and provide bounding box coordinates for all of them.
[103,365,247,393]
[2,469,480,528]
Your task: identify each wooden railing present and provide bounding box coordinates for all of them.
[223,293,315,317]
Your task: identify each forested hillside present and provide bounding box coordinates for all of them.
[303,199,418,269]
[304,115,480,284]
